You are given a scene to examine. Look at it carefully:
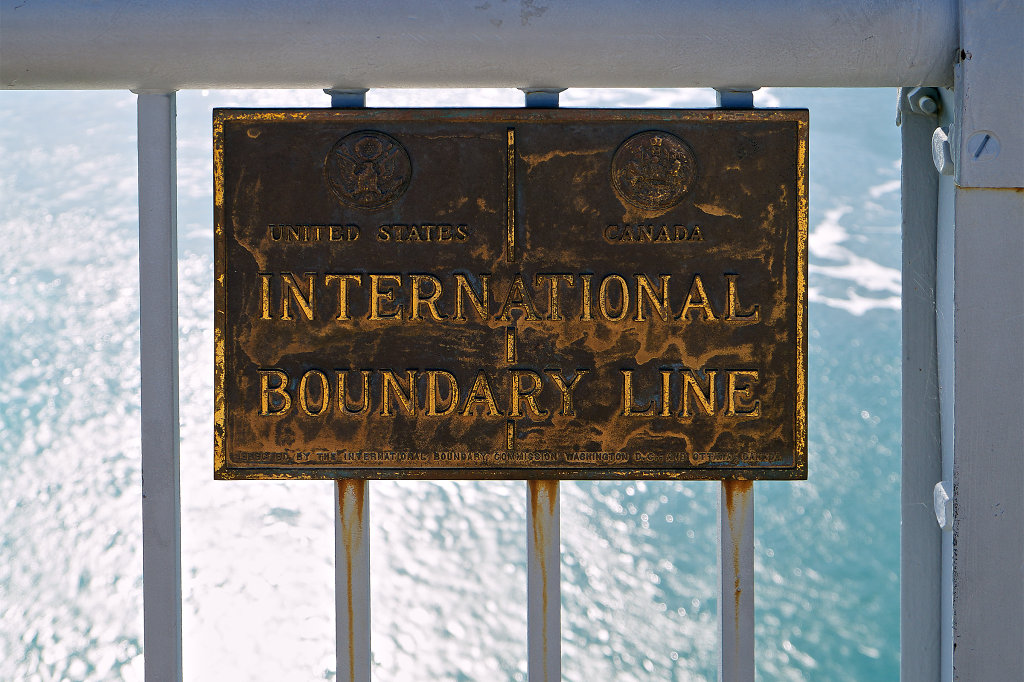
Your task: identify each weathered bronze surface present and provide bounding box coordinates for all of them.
[214,108,808,480]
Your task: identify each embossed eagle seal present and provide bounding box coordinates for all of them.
[610,131,696,211]
[324,131,411,210]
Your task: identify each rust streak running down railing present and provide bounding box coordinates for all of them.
[719,480,755,680]
[528,480,561,682]
[336,479,369,682]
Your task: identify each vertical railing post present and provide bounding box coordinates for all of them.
[715,88,757,682]
[948,4,1024,678]
[718,480,755,681]
[136,90,183,682]
[326,87,372,682]
[528,480,560,682]
[522,87,565,682]
[897,86,944,682]
[336,479,370,682]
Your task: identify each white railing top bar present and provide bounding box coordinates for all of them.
[1,0,956,90]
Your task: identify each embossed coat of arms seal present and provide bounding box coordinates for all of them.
[324,131,412,210]
[611,131,697,211]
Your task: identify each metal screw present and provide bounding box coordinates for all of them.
[967,131,1000,161]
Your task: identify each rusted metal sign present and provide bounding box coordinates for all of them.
[214,108,807,480]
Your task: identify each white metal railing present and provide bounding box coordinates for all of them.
[320,87,756,681]
[135,84,763,682]
[137,91,183,682]
[1,0,956,89]
[336,479,370,681]
[14,1,1021,680]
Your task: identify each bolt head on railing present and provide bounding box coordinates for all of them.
[906,87,940,116]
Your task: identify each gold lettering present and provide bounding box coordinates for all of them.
[635,274,671,321]
[259,273,272,320]
[599,274,629,321]
[509,370,549,420]
[680,369,716,417]
[453,274,489,321]
[381,369,417,416]
[368,274,403,320]
[281,272,315,321]
[410,274,445,320]
[546,369,589,416]
[579,274,593,320]
[534,274,575,320]
[460,371,503,416]
[425,370,459,416]
[324,274,362,320]
[726,370,760,417]
[258,369,291,416]
[497,274,542,321]
[677,274,717,320]
[621,369,654,416]
[337,370,371,414]
[298,369,329,416]
[660,370,672,417]
[725,274,760,322]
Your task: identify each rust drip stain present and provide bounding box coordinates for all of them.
[531,479,559,518]
[337,478,365,681]
[543,479,558,517]
[530,479,559,677]
[723,478,751,515]
[723,479,752,635]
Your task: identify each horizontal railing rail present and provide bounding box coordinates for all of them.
[2,0,956,90]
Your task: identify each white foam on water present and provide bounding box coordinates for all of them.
[808,207,901,315]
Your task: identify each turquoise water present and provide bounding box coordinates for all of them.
[0,87,901,680]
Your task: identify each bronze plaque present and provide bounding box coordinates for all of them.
[214,108,808,480]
